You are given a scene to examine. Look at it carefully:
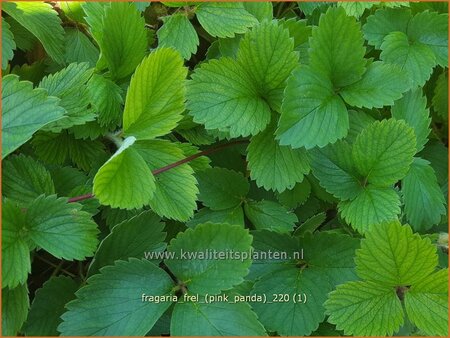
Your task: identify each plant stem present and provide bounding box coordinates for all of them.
[67,139,249,203]
[36,255,77,278]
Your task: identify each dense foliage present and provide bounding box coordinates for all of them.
[1,1,448,336]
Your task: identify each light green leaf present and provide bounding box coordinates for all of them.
[325,281,404,336]
[2,284,29,336]
[81,2,109,43]
[88,211,166,275]
[157,14,199,59]
[171,301,266,336]
[2,74,65,158]
[58,259,174,336]
[356,220,438,286]
[187,206,244,228]
[309,7,366,87]
[381,31,436,88]
[392,88,431,153]
[134,140,198,221]
[196,2,257,38]
[243,1,273,22]
[338,1,377,18]
[23,276,78,336]
[247,122,310,193]
[123,48,187,140]
[2,18,16,70]
[340,61,409,109]
[196,167,249,210]
[339,186,400,233]
[99,2,147,79]
[64,28,99,67]
[244,200,297,233]
[432,71,448,120]
[402,158,446,231]
[165,223,252,294]
[2,154,55,205]
[310,140,363,200]
[352,119,416,186]
[3,1,65,64]
[405,269,448,336]
[277,66,348,149]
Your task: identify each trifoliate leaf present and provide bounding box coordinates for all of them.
[2,18,16,70]
[99,2,147,79]
[402,158,446,231]
[3,1,65,64]
[277,66,348,149]
[2,283,29,336]
[2,154,55,205]
[433,71,448,119]
[171,301,266,336]
[244,200,297,233]
[165,223,252,294]
[325,281,404,336]
[157,14,199,59]
[356,220,438,286]
[2,75,65,158]
[309,7,366,88]
[247,122,310,193]
[276,179,311,209]
[381,31,436,88]
[123,48,187,140]
[405,269,448,336]
[339,186,400,233]
[23,276,78,336]
[88,211,166,275]
[392,88,431,153]
[196,2,257,38]
[187,206,244,228]
[196,167,249,210]
[2,200,31,289]
[93,137,155,209]
[340,62,409,109]
[310,140,363,200]
[134,140,198,221]
[352,119,416,186]
[64,28,99,67]
[243,1,273,22]
[58,259,174,336]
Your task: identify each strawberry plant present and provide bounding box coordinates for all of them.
[1,1,448,336]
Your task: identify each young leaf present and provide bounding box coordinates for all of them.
[2,284,29,336]
[123,48,187,140]
[244,200,297,233]
[58,259,174,336]
[2,18,16,70]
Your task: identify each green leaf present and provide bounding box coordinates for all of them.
[196,2,257,38]
[196,167,249,210]
[88,211,166,275]
[352,119,416,186]
[187,206,244,228]
[276,179,311,209]
[432,71,448,120]
[2,18,16,70]
[381,31,436,88]
[134,140,198,221]
[277,66,348,149]
[165,223,253,294]
[123,48,187,140]
[405,269,448,336]
[338,1,376,18]
[309,7,366,87]
[402,158,446,231]
[310,140,363,200]
[2,284,29,336]
[346,109,376,144]
[27,195,99,260]
[421,140,448,185]
[244,200,297,233]
[2,74,65,158]
[2,154,55,205]
[247,122,310,193]
[325,281,404,336]
[93,136,156,209]
[3,1,65,64]
[64,28,99,67]
[243,1,273,22]
[339,186,400,233]
[23,276,78,336]
[81,2,109,43]
[355,220,438,286]
[340,61,409,109]
[392,88,431,153]
[58,259,174,335]
[171,301,267,336]
[99,2,147,79]
[157,14,199,59]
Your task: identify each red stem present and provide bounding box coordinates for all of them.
[67,139,248,203]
